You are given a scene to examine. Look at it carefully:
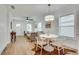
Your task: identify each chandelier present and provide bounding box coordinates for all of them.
[45,4,54,21]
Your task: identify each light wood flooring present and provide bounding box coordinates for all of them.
[1,36,35,55]
[1,36,77,55]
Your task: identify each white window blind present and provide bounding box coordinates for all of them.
[59,14,74,37]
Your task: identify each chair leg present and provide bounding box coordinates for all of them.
[62,48,65,55]
[40,47,42,55]
[40,46,43,55]
[58,47,60,55]
[36,44,38,51]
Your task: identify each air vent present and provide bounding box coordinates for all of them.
[11,5,15,9]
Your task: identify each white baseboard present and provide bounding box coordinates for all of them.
[0,40,10,54]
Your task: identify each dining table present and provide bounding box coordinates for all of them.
[39,34,58,39]
[35,34,59,54]
[39,34,58,43]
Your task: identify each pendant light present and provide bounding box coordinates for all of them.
[45,4,54,21]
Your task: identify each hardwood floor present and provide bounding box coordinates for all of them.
[1,36,35,55]
[1,36,77,55]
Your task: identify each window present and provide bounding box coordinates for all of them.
[37,22,42,31]
[16,24,21,27]
[59,14,74,37]
[26,24,32,32]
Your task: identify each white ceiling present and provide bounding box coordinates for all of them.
[10,4,68,17]
[9,4,79,19]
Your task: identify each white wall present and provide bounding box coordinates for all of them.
[0,5,10,54]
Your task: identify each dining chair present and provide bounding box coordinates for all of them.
[35,37,47,55]
[35,37,41,51]
[50,41,65,55]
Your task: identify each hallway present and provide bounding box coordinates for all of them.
[1,36,35,55]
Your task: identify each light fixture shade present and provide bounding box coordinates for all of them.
[45,15,54,21]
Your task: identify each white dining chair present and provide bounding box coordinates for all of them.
[35,37,47,55]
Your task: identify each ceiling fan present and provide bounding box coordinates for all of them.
[25,17,33,21]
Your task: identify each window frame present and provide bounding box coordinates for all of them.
[59,13,75,38]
